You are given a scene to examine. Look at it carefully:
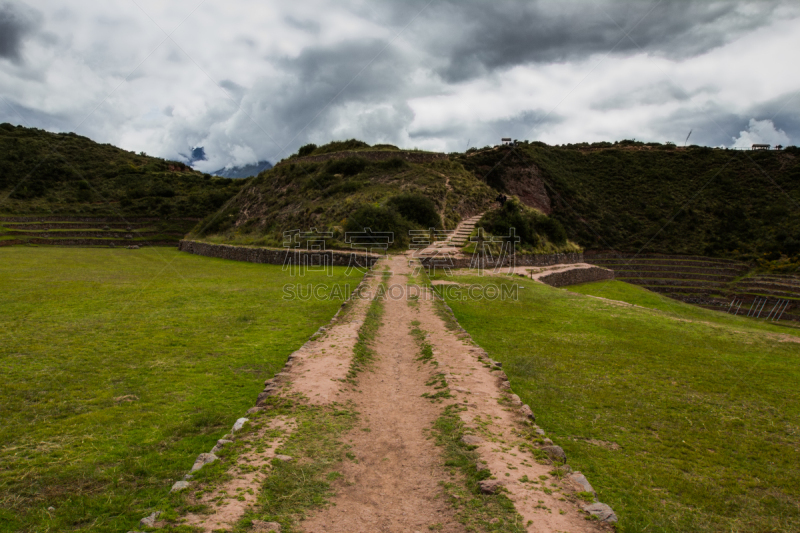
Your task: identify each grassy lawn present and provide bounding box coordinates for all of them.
[0,247,356,532]
[567,279,800,333]
[431,273,800,532]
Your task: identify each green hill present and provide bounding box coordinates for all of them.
[0,123,244,219]
[455,141,800,263]
[191,141,501,249]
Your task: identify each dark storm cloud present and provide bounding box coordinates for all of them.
[0,1,41,62]
[412,0,786,82]
[265,38,411,145]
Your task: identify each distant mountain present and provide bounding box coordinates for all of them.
[211,160,272,179]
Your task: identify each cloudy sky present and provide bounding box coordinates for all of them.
[1,0,798,171]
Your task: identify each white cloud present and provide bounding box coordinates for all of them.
[0,0,799,168]
[731,118,791,148]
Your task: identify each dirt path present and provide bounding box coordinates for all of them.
[171,255,611,532]
[299,258,464,532]
[298,255,605,532]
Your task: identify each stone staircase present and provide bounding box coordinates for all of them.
[417,214,483,257]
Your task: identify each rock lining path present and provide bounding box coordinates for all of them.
[170,254,612,532]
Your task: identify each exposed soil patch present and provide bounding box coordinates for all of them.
[183,417,297,532]
[300,257,464,532]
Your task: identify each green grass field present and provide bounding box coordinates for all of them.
[432,274,800,532]
[0,247,356,532]
[567,279,800,332]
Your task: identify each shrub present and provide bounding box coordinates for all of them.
[375,158,409,171]
[297,143,317,157]
[477,197,569,249]
[312,139,370,155]
[386,193,441,228]
[345,204,410,249]
[326,157,368,177]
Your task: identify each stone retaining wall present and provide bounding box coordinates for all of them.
[422,252,584,269]
[1,223,156,230]
[179,240,379,268]
[590,259,748,271]
[0,216,198,223]
[277,150,448,167]
[539,267,614,287]
[612,270,735,282]
[26,239,175,247]
[586,251,748,265]
[5,231,183,239]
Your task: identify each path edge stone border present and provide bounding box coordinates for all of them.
[430,286,619,525]
[140,270,375,526]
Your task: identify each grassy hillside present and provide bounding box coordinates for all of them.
[455,142,800,262]
[193,141,499,249]
[0,123,244,218]
[432,272,800,532]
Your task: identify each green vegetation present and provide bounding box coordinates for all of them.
[290,139,406,159]
[0,247,356,532]
[198,149,495,248]
[470,197,580,255]
[0,124,244,218]
[432,272,800,532]
[456,142,800,261]
[568,279,799,331]
[431,405,526,532]
[346,278,385,384]
[232,401,359,533]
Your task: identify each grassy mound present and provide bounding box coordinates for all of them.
[194,152,496,249]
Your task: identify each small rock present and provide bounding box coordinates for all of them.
[140,511,161,527]
[461,435,483,445]
[568,472,595,494]
[274,454,293,462]
[170,480,190,493]
[183,474,193,480]
[191,452,218,472]
[256,391,276,406]
[582,502,618,523]
[542,445,567,462]
[247,406,266,415]
[232,417,249,433]
[211,439,233,453]
[499,381,511,390]
[478,479,504,494]
[509,394,522,406]
[495,371,508,381]
[534,428,545,436]
[47,506,55,512]
[251,520,282,532]
[520,405,536,421]
[492,361,503,368]
[543,438,554,445]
